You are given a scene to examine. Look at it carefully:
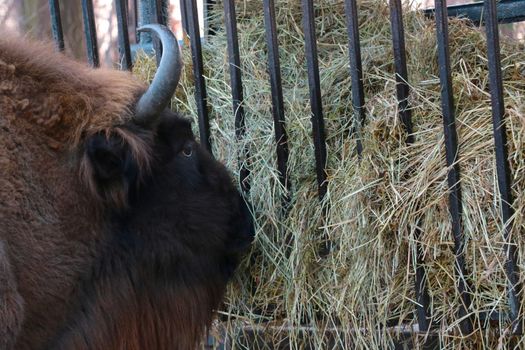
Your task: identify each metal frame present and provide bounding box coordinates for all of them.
[46,0,524,340]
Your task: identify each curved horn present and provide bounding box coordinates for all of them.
[134,24,182,125]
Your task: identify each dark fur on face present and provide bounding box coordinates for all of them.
[0,33,253,350]
[46,111,254,350]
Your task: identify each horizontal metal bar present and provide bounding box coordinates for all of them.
[48,0,65,52]
[424,0,525,25]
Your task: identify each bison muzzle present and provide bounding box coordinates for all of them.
[0,25,253,350]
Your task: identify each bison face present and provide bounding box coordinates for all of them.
[84,110,237,208]
[83,109,253,278]
[83,24,253,279]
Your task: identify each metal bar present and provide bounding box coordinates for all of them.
[224,0,250,194]
[151,0,162,64]
[389,0,432,332]
[484,0,522,334]
[343,0,365,156]
[115,0,132,70]
[263,0,290,199]
[156,0,169,26]
[424,0,525,25]
[134,0,138,31]
[48,0,65,52]
[81,0,99,67]
[435,0,472,334]
[133,0,159,61]
[136,0,158,41]
[389,0,413,143]
[185,0,212,153]
[180,0,191,35]
[301,0,327,199]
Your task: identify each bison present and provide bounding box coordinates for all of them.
[0,25,253,349]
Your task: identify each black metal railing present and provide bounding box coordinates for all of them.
[434,0,472,334]
[263,0,290,197]
[46,0,523,339]
[344,0,365,156]
[80,0,99,67]
[301,0,328,199]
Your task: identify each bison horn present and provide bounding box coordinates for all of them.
[134,24,182,125]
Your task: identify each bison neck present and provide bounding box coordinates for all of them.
[49,228,227,350]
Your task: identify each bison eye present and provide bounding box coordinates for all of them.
[182,142,193,157]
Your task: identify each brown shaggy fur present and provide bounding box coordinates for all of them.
[0,34,154,349]
[0,33,152,209]
[0,33,146,145]
[1,33,252,350]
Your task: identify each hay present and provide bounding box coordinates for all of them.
[133,0,525,348]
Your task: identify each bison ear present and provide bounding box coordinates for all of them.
[86,133,135,182]
[81,132,140,208]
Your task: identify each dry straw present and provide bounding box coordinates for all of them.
[134,0,525,347]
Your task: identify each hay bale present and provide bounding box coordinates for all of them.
[134,0,525,347]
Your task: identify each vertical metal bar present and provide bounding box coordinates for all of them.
[301,0,327,199]
[156,0,169,26]
[435,0,472,334]
[136,0,161,64]
[151,0,160,24]
[115,0,132,70]
[180,0,191,35]
[48,0,65,52]
[389,0,431,332]
[263,0,290,198]
[389,0,413,143]
[484,0,522,333]
[343,0,365,156]
[185,0,212,152]
[133,0,138,32]
[224,0,250,194]
[136,1,157,40]
[81,0,99,67]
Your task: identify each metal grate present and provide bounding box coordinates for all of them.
[47,0,524,337]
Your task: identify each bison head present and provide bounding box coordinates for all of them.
[1,25,253,349]
[79,24,253,271]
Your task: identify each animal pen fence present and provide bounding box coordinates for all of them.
[37,0,525,348]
